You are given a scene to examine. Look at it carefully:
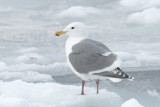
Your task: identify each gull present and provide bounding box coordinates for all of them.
[55,22,133,95]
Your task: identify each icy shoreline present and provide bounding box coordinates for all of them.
[0,0,160,106]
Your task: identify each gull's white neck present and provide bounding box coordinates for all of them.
[66,36,87,56]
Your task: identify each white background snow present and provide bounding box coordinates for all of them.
[0,0,160,107]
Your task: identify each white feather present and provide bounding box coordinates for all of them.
[66,36,87,80]
[101,52,112,56]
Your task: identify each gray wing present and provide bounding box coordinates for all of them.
[69,39,118,74]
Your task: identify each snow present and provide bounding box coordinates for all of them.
[0,97,28,107]
[0,71,53,82]
[121,98,145,107]
[115,51,160,67]
[16,53,44,63]
[0,80,121,107]
[147,89,159,97]
[59,6,102,18]
[0,6,13,12]
[127,8,160,24]
[120,0,160,24]
[18,47,37,53]
[0,0,160,106]
[120,0,160,9]
[0,62,8,71]
[0,61,72,82]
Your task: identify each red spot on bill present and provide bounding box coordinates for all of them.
[56,34,59,36]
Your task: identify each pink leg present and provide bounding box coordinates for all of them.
[96,79,99,94]
[80,80,85,95]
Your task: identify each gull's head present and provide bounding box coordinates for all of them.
[55,22,88,38]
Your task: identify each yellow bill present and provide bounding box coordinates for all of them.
[55,30,67,36]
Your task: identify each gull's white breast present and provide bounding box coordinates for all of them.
[65,37,86,80]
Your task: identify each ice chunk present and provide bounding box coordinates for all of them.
[121,98,145,107]
[16,53,44,63]
[0,80,122,107]
[59,6,102,18]
[0,61,72,82]
[120,0,160,9]
[0,62,7,71]
[115,51,160,67]
[127,8,160,24]
[147,89,159,97]
[18,47,37,53]
[0,71,53,82]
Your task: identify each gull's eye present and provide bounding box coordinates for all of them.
[71,27,74,29]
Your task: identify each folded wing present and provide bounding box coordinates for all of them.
[69,39,121,74]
